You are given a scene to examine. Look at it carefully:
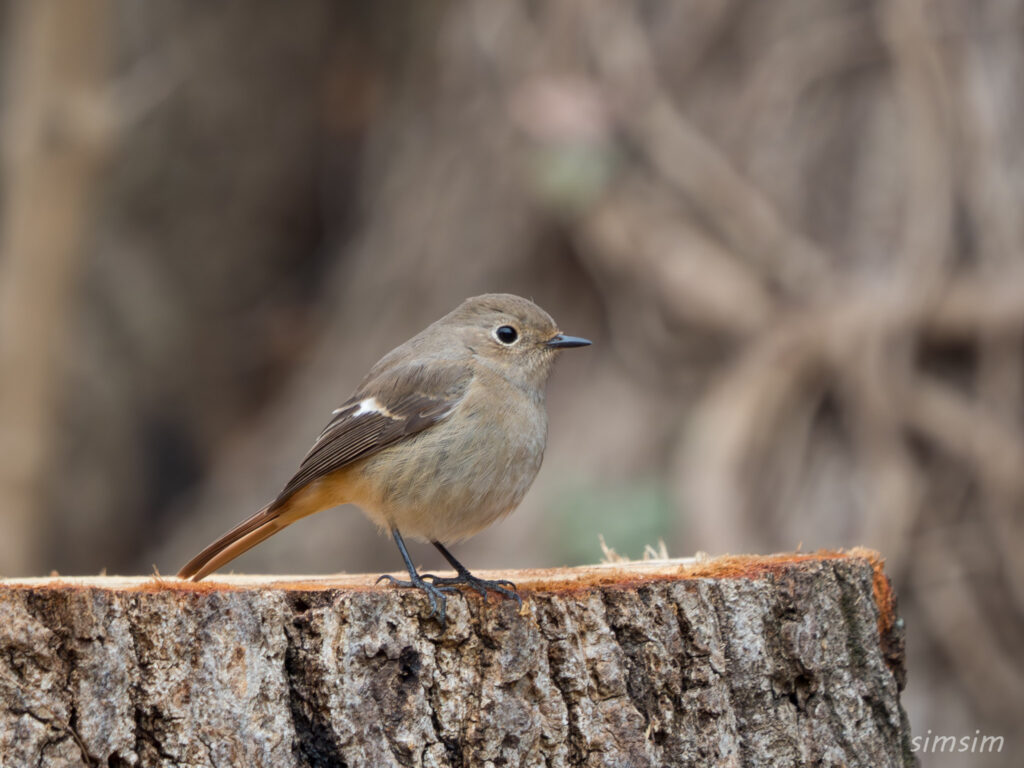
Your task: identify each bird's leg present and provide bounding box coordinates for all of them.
[377,528,458,627]
[423,541,523,608]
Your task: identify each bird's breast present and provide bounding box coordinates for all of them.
[354,385,548,542]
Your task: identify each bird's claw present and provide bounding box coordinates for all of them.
[376,573,458,627]
[423,572,522,608]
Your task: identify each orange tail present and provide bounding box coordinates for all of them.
[177,486,330,580]
[176,503,286,580]
[178,472,351,580]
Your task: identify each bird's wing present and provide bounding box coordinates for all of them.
[271,361,472,507]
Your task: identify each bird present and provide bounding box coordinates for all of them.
[177,293,591,625]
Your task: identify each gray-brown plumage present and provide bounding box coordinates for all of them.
[177,293,590,624]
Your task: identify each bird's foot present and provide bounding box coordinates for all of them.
[376,573,459,627]
[423,571,522,608]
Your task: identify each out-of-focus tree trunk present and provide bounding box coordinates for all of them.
[0,552,912,767]
[0,0,111,574]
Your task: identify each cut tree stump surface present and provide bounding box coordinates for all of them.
[0,549,913,767]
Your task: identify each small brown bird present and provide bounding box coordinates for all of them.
[178,293,590,624]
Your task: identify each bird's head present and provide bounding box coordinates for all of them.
[444,293,591,392]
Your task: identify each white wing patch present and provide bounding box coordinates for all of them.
[353,397,380,416]
[333,397,397,419]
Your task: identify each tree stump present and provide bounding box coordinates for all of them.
[0,550,912,767]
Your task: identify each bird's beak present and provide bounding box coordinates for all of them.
[545,333,592,349]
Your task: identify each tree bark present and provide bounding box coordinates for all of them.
[0,550,912,767]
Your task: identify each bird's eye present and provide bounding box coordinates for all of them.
[494,325,519,345]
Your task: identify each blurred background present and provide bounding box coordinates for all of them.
[0,1,1021,764]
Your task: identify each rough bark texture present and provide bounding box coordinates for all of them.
[0,551,912,767]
